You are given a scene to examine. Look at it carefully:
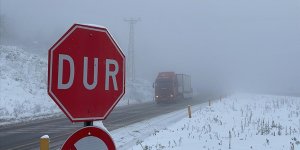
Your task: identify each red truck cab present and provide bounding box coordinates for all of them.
[154,72,193,103]
[154,72,178,102]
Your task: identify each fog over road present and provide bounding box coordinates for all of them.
[1,0,300,94]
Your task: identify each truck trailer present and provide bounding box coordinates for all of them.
[154,72,193,103]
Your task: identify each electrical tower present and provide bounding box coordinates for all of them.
[125,18,140,81]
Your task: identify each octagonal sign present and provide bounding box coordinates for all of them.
[48,24,125,122]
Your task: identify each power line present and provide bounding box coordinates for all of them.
[124,18,140,81]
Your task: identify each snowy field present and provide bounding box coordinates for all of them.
[127,94,300,150]
[0,45,153,125]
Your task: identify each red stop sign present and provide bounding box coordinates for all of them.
[48,24,125,122]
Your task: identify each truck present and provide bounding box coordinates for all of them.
[154,72,193,103]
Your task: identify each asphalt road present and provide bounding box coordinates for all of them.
[0,95,213,150]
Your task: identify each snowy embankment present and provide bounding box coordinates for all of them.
[128,94,300,150]
[0,45,153,125]
[0,45,56,123]
[111,102,208,150]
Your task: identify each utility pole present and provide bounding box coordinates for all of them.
[124,18,140,81]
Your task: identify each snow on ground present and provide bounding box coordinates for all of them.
[0,45,153,125]
[117,79,154,106]
[127,94,300,150]
[0,45,58,124]
[110,102,208,150]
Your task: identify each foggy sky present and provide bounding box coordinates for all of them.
[1,0,300,94]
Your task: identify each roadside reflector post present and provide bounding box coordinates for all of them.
[40,135,49,150]
[209,100,211,106]
[188,105,192,118]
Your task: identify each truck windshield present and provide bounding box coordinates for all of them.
[156,79,172,88]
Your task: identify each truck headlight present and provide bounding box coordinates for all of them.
[170,94,173,97]
[155,96,159,98]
